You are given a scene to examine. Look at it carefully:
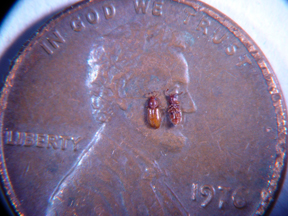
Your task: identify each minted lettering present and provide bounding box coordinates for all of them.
[196,17,211,35]
[40,30,65,55]
[4,131,24,145]
[71,16,85,32]
[46,30,65,49]
[24,132,35,146]
[183,8,196,24]
[40,41,54,55]
[71,137,83,151]
[36,134,47,148]
[86,9,100,24]
[225,43,239,56]
[218,186,231,209]
[59,135,71,150]
[103,3,116,19]
[191,183,198,200]
[232,187,247,208]
[4,131,13,145]
[134,0,150,14]
[4,131,81,151]
[47,134,58,149]
[236,54,252,66]
[212,29,227,44]
[200,184,215,207]
[152,1,164,16]
[16,132,24,145]
[191,182,248,210]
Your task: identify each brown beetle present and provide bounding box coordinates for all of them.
[145,91,161,129]
[165,89,183,126]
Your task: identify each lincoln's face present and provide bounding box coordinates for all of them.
[112,48,196,156]
[123,49,194,127]
[87,24,196,150]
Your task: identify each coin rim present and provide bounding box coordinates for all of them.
[0,0,286,215]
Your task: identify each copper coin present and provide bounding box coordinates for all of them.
[0,0,287,215]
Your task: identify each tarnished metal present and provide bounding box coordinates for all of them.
[0,0,286,215]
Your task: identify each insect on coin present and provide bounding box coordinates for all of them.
[145,91,162,129]
[166,89,183,126]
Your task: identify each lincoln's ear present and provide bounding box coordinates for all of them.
[116,98,128,110]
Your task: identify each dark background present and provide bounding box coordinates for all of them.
[0,2,17,216]
[0,2,17,214]
[0,1,16,23]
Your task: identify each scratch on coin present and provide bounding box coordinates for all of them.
[212,126,226,136]
[21,163,30,178]
[32,97,44,108]
[164,181,190,216]
[245,142,250,150]
[150,182,165,213]
[73,179,80,189]
[49,125,106,202]
[224,70,236,78]
[119,141,124,146]
[247,165,251,172]
[87,157,92,169]
[24,164,30,176]
[70,98,81,103]
[203,115,222,151]
[231,151,242,160]
[55,195,64,203]
[196,65,203,82]
[48,91,58,99]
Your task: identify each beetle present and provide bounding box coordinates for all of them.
[165,89,183,126]
[145,91,161,129]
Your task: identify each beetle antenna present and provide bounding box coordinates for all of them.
[144,91,159,98]
[144,92,152,98]
[165,89,170,96]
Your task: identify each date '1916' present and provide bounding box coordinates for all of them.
[191,183,248,209]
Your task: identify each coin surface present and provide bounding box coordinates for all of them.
[0,0,287,215]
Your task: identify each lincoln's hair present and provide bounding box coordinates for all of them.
[86,22,194,121]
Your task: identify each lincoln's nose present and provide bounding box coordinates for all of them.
[181,91,197,113]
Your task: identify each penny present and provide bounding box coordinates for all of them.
[0,0,287,215]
